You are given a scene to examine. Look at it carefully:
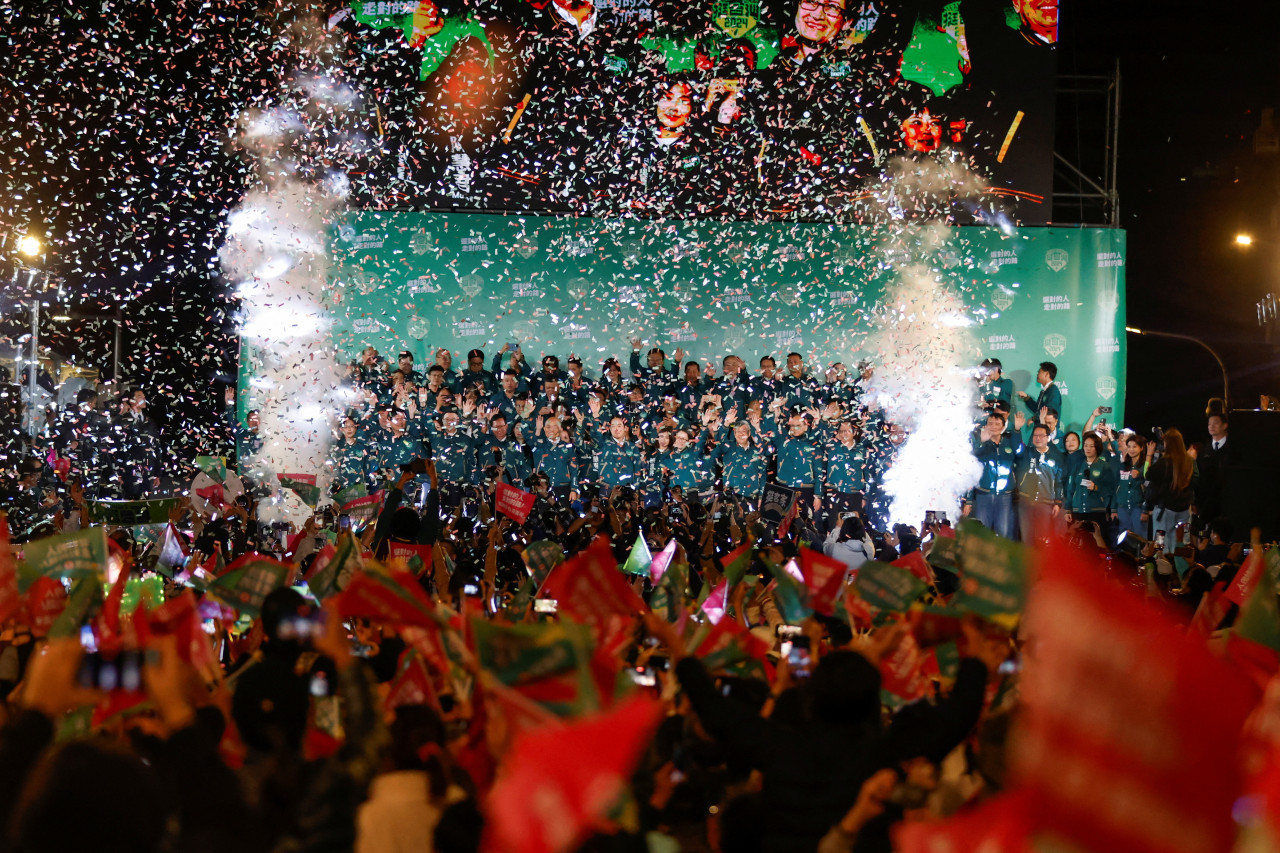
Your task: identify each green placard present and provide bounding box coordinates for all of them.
[854,561,927,613]
[954,521,1027,621]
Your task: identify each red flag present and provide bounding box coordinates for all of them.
[798,546,846,616]
[539,537,645,646]
[337,569,437,627]
[879,632,935,702]
[0,515,17,624]
[385,651,439,711]
[843,585,874,631]
[387,541,434,574]
[95,542,134,654]
[483,696,665,853]
[893,550,936,585]
[495,481,536,524]
[195,483,227,509]
[1226,549,1266,606]
[400,624,451,676]
[1189,580,1231,637]
[1011,542,1256,853]
[649,538,677,586]
[895,789,1034,853]
[21,577,68,638]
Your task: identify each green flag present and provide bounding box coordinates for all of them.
[19,529,109,589]
[722,543,752,590]
[953,521,1026,626]
[308,533,358,601]
[209,555,292,618]
[924,535,960,575]
[765,559,812,623]
[279,474,321,508]
[621,532,652,576]
[1236,557,1280,654]
[854,561,927,613]
[194,456,227,483]
[49,577,104,639]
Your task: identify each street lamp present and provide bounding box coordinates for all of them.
[1126,325,1230,409]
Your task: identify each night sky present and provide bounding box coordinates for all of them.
[2,0,1279,460]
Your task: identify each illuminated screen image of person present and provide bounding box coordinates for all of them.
[1013,0,1057,45]
[794,0,847,51]
[657,80,694,135]
[409,0,444,46]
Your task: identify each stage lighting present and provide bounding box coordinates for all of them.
[1115,529,1150,559]
[1235,233,1255,247]
[17,234,42,257]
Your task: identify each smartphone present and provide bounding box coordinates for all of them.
[628,668,657,687]
[786,636,812,678]
[534,599,559,614]
[338,515,352,532]
[463,583,480,596]
[1080,478,1091,487]
[1098,406,1113,414]
[509,342,520,352]
[777,624,803,639]
[276,611,324,642]
[1155,530,1166,548]
[78,650,144,692]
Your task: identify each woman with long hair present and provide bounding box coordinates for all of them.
[1143,427,1197,553]
[1065,431,1115,530]
[1112,432,1148,539]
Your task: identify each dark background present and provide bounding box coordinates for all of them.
[2,0,1279,465]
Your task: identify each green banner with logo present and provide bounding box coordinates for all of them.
[239,213,1126,433]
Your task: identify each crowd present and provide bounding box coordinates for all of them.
[0,337,1269,853]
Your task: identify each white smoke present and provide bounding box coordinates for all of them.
[863,159,987,527]
[219,8,359,491]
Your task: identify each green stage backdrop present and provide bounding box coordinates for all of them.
[239,213,1126,432]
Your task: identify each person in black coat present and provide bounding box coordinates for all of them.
[667,620,1001,853]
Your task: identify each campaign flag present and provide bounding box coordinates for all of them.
[854,561,927,613]
[700,579,728,625]
[620,532,652,577]
[895,790,1034,853]
[387,541,433,576]
[879,631,937,705]
[19,528,109,587]
[760,483,796,527]
[765,558,812,623]
[842,584,874,631]
[154,522,189,578]
[691,615,770,673]
[908,605,967,648]
[207,554,292,618]
[308,532,359,601]
[799,546,846,616]
[337,567,437,627]
[0,515,18,623]
[540,537,645,645]
[473,620,600,716]
[649,538,677,586]
[1011,542,1256,853]
[1236,558,1280,655]
[278,473,320,508]
[495,481,536,523]
[147,591,217,671]
[893,550,935,585]
[385,650,439,711]
[954,522,1026,626]
[1227,549,1273,607]
[484,696,665,853]
[721,543,752,589]
[195,483,227,509]
[49,576,104,639]
[21,577,68,637]
[400,623,452,675]
[340,490,385,527]
[925,535,961,575]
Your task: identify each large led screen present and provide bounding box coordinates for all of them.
[336,0,1058,222]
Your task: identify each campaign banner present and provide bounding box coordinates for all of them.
[954,522,1027,623]
[855,561,928,613]
[240,217,1128,439]
[19,528,109,588]
[495,481,535,524]
[340,490,385,527]
[87,498,181,526]
[760,483,796,527]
